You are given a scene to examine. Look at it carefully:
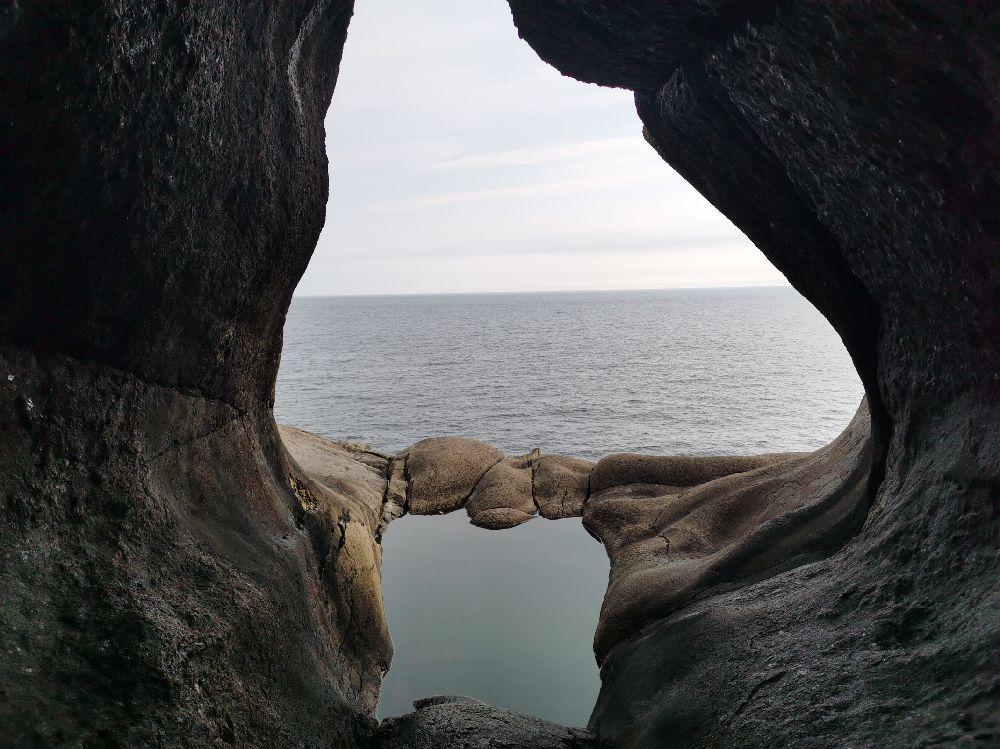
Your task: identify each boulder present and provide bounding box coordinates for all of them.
[402,437,504,515]
[465,452,538,529]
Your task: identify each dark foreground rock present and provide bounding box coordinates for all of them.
[375,696,599,749]
[0,2,385,746]
[507,1,999,746]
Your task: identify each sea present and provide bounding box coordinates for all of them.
[274,287,864,726]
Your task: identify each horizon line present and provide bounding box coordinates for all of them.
[291,282,794,300]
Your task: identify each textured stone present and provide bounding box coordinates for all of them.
[2,0,997,746]
[403,437,504,515]
[466,453,538,529]
[374,695,599,749]
[533,455,594,520]
[586,400,873,659]
[589,452,798,495]
[507,1,1000,745]
[0,2,385,746]
[279,425,389,515]
[379,455,409,538]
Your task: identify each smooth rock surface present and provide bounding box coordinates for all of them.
[589,452,798,495]
[2,0,996,746]
[586,400,872,658]
[466,453,538,529]
[507,0,999,745]
[0,2,384,746]
[403,437,504,515]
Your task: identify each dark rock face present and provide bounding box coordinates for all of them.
[0,0,351,412]
[0,345,383,747]
[507,0,1000,746]
[374,695,599,749]
[0,2,386,747]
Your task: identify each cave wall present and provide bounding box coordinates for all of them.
[0,0,351,411]
[507,0,999,745]
[0,2,394,746]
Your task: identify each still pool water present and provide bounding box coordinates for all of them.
[377,512,609,726]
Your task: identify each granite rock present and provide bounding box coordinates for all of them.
[533,455,594,520]
[403,437,504,515]
[507,0,1000,745]
[586,400,873,659]
[466,452,539,529]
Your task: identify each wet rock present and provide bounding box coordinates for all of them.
[375,695,599,749]
[403,437,504,515]
[533,454,594,519]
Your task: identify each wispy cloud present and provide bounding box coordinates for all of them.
[431,137,638,170]
[357,172,661,213]
[330,234,750,261]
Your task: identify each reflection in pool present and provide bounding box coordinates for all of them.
[377,512,609,726]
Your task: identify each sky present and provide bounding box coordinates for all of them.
[295,0,789,296]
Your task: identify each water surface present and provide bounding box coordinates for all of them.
[274,287,864,725]
[377,513,607,725]
[276,287,863,460]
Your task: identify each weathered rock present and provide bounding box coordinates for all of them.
[589,452,798,495]
[374,695,599,749]
[533,455,594,519]
[3,0,997,746]
[278,425,394,698]
[586,400,873,659]
[466,452,538,529]
[507,1,1000,746]
[279,425,389,515]
[403,437,504,515]
[590,453,801,494]
[378,455,409,538]
[0,2,387,746]
[0,345,386,748]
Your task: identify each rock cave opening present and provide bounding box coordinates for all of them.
[274,0,870,731]
[6,0,992,746]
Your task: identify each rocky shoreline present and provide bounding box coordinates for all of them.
[278,398,872,741]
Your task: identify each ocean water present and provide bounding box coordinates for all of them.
[276,288,863,459]
[274,287,864,726]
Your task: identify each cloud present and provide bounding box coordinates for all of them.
[355,171,663,212]
[431,137,638,170]
[295,0,774,297]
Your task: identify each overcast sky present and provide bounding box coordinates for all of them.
[295,0,788,296]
